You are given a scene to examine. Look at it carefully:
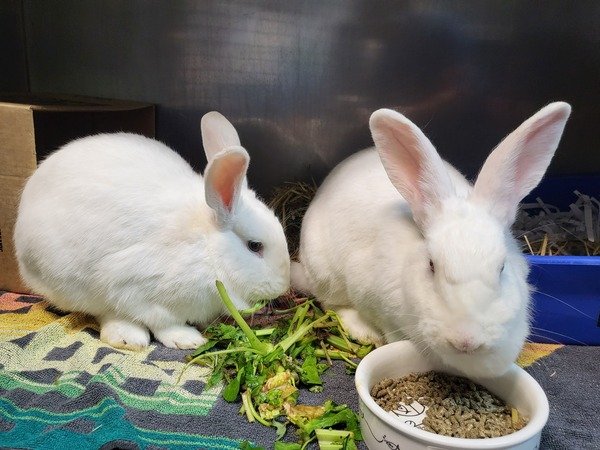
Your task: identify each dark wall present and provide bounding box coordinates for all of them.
[0,0,28,91]
[9,1,600,196]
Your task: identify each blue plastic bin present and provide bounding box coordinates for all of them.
[527,255,600,345]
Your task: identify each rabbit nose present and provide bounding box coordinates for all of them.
[447,337,482,353]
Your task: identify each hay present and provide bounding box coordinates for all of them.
[514,191,600,256]
[268,181,317,259]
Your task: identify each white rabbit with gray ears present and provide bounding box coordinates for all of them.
[14,112,290,350]
[293,102,571,377]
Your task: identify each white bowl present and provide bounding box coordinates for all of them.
[355,341,549,450]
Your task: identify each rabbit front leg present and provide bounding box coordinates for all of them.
[142,305,207,349]
[100,308,206,350]
[152,324,207,350]
[98,313,151,350]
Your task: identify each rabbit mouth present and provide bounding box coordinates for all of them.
[444,339,490,355]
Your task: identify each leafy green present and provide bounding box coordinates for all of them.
[299,350,321,385]
[183,281,373,448]
[188,339,219,358]
[272,419,287,440]
[302,407,362,440]
[223,366,244,402]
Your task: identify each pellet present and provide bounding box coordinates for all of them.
[370,371,528,438]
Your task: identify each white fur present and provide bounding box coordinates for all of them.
[14,112,290,350]
[295,102,571,377]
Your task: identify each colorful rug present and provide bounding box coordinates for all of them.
[0,292,597,450]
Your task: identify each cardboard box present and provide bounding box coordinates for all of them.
[0,93,155,293]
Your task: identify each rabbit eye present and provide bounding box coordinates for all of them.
[247,240,264,254]
[500,263,505,273]
[429,259,435,273]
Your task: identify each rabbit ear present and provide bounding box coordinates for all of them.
[472,102,571,226]
[369,108,454,228]
[201,111,241,162]
[204,147,249,227]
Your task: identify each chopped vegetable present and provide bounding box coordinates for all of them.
[315,429,357,450]
[182,281,372,448]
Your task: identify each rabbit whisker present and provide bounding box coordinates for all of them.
[525,334,564,346]
[529,328,588,346]
[529,289,594,320]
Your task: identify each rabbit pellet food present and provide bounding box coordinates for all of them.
[371,371,528,438]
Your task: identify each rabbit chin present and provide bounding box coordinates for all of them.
[441,349,517,378]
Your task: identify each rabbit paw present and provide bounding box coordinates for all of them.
[99,317,151,351]
[336,308,385,347]
[153,325,207,349]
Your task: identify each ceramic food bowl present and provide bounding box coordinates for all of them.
[355,341,549,449]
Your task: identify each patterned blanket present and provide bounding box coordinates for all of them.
[0,292,598,450]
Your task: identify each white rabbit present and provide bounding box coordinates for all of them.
[14,112,290,350]
[293,102,571,377]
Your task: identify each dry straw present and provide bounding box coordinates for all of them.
[268,181,317,259]
[514,191,599,256]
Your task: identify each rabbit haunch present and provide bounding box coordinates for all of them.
[294,102,571,377]
[14,112,290,350]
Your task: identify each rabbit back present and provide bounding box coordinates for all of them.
[14,133,218,322]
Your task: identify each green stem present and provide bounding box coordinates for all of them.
[334,322,356,355]
[255,327,276,336]
[241,389,255,423]
[238,299,269,316]
[314,349,354,361]
[289,302,310,335]
[319,341,333,366]
[338,352,358,368]
[315,429,355,449]
[273,299,314,314]
[313,348,359,367]
[326,335,357,354]
[279,313,332,352]
[242,390,272,426]
[216,280,271,355]
[178,347,258,382]
[312,321,340,329]
[189,347,262,364]
[300,435,317,450]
